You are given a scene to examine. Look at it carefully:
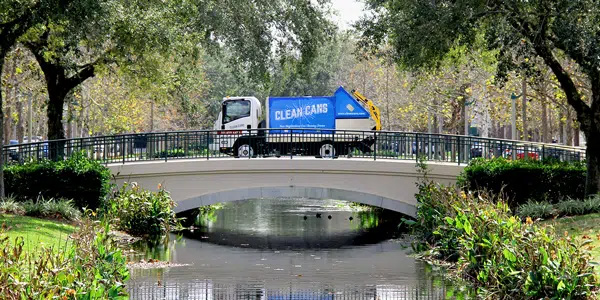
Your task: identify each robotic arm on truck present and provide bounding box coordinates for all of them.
[351,89,382,131]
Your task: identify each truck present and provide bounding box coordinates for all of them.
[211,86,382,158]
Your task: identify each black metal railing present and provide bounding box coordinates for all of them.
[2,129,586,165]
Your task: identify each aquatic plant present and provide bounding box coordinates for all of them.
[106,182,179,237]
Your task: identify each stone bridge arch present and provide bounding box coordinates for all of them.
[110,158,463,218]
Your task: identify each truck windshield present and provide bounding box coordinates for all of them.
[223,99,251,124]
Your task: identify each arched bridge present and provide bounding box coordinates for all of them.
[109,158,463,217]
[4,129,586,217]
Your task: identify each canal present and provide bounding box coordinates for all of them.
[127,198,460,299]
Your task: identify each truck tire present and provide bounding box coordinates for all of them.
[235,144,254,158]
[318,142,336,159]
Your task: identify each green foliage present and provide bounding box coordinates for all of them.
[4,152,111,210]
[517,195,600,220]
[413,161,597,298]
[106,183,178,237]
[0,197,24,215]
[458,158,586,207]
[517,201,555,220]
[21,198,81,221]
[556,199,587,217]
[0,218,129,298]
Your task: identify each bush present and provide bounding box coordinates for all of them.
[556,198,587,217]
[0,219,129,298]
[582,195,600,214]
[516,195,600,220]
[106,183,178,237]
[517,201,555,220]
[0,197,24,215]
[414,162,597,298]
[22,198,81,221]
[4,152,111,210]
[458,158,586,207]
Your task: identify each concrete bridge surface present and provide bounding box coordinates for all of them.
[109,158,464,217]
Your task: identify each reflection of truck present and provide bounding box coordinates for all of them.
[211,86,381,158]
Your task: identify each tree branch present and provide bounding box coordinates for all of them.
[64,63,95,91]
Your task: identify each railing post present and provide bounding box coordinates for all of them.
[165,133,168,162]
[290,130,293,159]
[457,136,461,165]
[206,131,210,160]
[373,131,377,161]
[332,129,335,159]
[542,145,545,160]
[415,133,419,162]
[512,141,516,160]
[122,136,126,164]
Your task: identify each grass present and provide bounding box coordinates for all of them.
[543,213,600,264]
[0,214,76,252]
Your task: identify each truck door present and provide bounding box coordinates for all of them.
[222,99,252,130]
[214,99,253,152]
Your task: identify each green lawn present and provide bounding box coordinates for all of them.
[0,214,77,253]
[543,213,600,264]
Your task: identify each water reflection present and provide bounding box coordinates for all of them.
[127,198,463,299]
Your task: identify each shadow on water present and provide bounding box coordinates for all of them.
[127,198,472,299]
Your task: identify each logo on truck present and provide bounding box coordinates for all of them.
[274,104,329,121]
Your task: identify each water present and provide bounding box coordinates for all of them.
[127,199,460,299]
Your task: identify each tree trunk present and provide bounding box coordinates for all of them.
[585,125,600,195]
[0,56,6,197]
[16,98,23,144]
[574,120,580,147]
[566,109,573,146]
[522,76,528,140]
[541,95,549,143]
[559,110,565,144]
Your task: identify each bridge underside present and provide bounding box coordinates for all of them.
[175,186,417,217]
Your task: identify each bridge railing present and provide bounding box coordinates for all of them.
[2,129,586,165]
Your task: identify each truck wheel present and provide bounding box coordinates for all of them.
[319,143,335,159]
[236,144,254,158]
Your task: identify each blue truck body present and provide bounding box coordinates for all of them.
[267,87,370,131]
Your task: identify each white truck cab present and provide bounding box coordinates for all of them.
[213,96,262,131]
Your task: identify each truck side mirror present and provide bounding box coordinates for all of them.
[221,124,225,130]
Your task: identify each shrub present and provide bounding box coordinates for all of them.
[0,219,129,298]
[458,158,586,207]
[556,198,587,217]
[0,197,24,215]
[517,201,555,220]
[582,195,600,214]
[22,198,81,221]
[4,152,111,210]
[414,162,597,298]
[106,183,178,237]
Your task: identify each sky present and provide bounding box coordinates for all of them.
[330,0,365,30]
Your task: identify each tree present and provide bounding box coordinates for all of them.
[22,0,333,158]
[0,0,71,196]
[356,0,600,196]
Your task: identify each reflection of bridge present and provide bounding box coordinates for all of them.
[4,129,586,217]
